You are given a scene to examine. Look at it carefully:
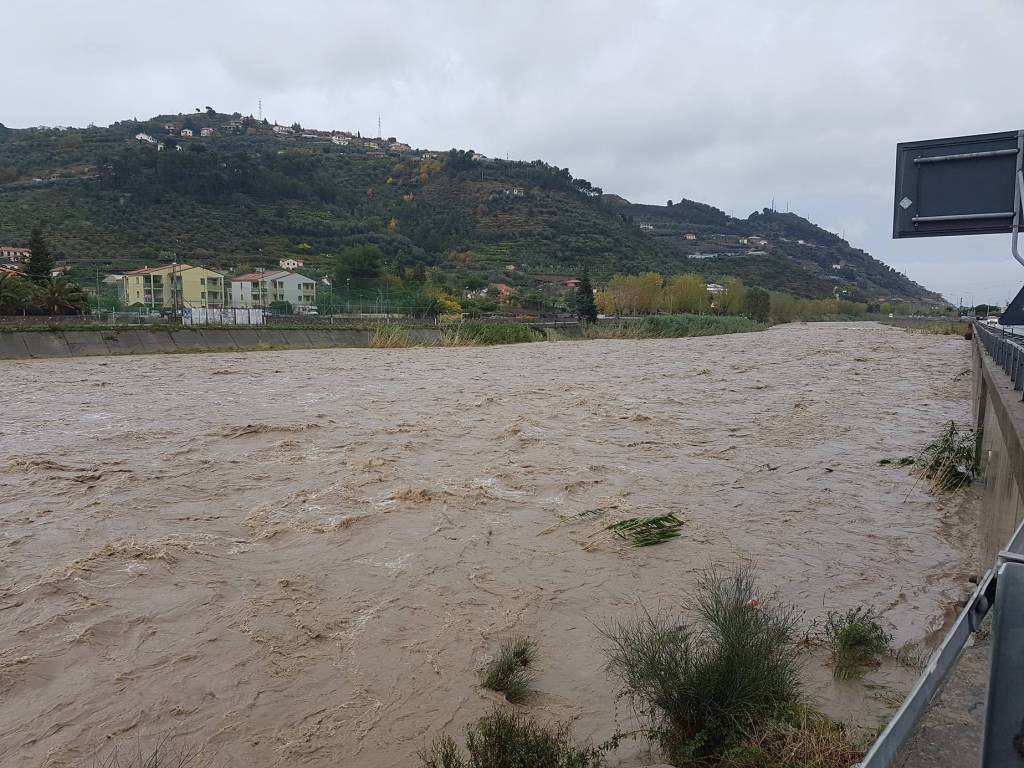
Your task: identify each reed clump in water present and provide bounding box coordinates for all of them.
[601,566,805,764]
[583,315,763,340]
[917,421,975,492]
[370,323,417,348]
[718,707,866,768]
[480,635,538,704]
[419,708,603,768]
[440,322,542,346]
[824,606,892,679]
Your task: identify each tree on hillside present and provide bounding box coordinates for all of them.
[334,245,384,287]
[26,227,54,283]
[743,286,771,323]
[574,270,598,324]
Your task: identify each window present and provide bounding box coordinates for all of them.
[200,278,206,285]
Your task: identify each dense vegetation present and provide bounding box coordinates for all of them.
[0,111,943,306]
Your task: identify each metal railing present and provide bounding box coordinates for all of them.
[975,322,1024,399]
[858,320,1023,767]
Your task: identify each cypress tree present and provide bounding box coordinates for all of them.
[574,270,598,324]
[26,227,54,283]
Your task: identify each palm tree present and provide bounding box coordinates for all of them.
[35,277,88,316]
[0,272,33,315]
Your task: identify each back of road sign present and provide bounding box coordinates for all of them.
[893,131,1021,238]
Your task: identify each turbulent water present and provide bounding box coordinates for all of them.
[0,322,975,767]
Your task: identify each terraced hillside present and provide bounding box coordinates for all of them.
[0,111,941,303]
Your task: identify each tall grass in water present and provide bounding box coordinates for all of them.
[441,322,542,346]
[601,566,803,764]
[824,607,892,679]
[585,315,763,340]
[370,323,417,348]
[419,708,603,768]
[480,635,538,703]
[917,421,975,492]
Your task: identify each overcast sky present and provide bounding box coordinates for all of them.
[4,0,1024,304]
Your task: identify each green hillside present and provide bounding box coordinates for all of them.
[0,111,942,303]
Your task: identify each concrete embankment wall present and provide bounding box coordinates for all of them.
[0,328,446,360]
[972,337,1024,565]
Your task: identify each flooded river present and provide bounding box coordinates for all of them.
[0,322,975,767]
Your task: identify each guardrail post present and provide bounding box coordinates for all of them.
[981,561,1024,767]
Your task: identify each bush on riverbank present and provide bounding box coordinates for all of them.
[584,314,764,340]
[601,566,803,764]
[419,708,603,768]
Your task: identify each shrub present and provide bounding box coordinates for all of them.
[419,708,603,768]
[601,566,802,763]
[824,607,892,679]
[917,421,975,492]
[480,635,538,704]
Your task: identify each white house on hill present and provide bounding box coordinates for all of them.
[279,258,304,269]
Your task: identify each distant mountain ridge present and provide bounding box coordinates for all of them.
[0,111,942,304]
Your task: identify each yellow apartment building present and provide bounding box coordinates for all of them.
[121,264,227,309]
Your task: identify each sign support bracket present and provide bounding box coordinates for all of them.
[1011,130,1024,269]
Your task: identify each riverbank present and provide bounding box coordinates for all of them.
[0,315,765,359]
[0,322,974,767]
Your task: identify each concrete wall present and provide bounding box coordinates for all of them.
[972,338,1024,565]
[0,327,441,360]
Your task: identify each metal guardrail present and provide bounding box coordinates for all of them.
[858,321,1024,767]
[975,322,1024,400]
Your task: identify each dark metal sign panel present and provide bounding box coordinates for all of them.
[893,131,1021,238]
[1001,284,1024,325]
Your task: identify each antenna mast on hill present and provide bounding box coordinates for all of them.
[377,114,382,139]
[258,99,263,121]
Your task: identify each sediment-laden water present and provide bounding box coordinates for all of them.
[0,322,975,767]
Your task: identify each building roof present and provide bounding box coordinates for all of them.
[233,270,292,282]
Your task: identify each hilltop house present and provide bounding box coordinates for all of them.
[639,223,654,231]
[389,142,412,152]
[331,135,349,146]
[279,258,304,269]
[490,283,515,303]
[273,125,293,135]
[162,123,176,133]
[706,283,726,295]
[121,264,227,309]
[684,233,697,240]
[200,127,214,137]
[180,128,193,138]
[562,278,581,289]
[0,264,24,277]
[231,270,317,310]
[135,132,157,144]
[0,246,31,263]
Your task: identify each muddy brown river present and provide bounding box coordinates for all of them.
[0,322,975,767]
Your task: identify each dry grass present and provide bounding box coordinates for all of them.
[720,707,866,768]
